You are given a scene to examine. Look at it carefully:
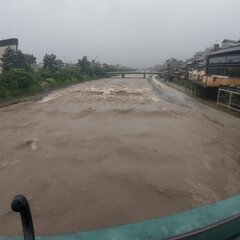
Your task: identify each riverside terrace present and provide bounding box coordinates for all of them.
[106,71,160,78]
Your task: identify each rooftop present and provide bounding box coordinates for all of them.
[208,45,240,56]
[222,39,240,43]
[0,38,18,48]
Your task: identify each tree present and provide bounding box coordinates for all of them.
[78,56,92,75]
[1,68,36,88]
[43,54,63,72]
[92,63,105,77]
[1,47,27,71]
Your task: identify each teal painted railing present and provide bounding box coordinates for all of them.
[1,195,240,240]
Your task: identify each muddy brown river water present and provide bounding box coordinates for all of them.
[0,75,240,236]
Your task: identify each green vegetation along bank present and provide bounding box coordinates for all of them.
[0,49,131,101]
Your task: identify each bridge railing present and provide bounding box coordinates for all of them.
[5,194,240,240]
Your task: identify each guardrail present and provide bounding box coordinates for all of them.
[217,88,240,113]
[3,194,240,240]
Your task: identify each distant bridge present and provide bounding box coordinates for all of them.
[106,71,160,78]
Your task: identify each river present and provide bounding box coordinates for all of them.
[0,75,240,236]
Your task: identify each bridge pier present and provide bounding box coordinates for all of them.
[143,74,146,79]
[122,74,125,78]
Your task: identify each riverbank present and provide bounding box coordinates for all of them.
[157,77,240,117]
[0,57,122,108]
[0,77,101,108]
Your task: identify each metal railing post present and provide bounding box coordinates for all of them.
[11,195,35,240]
[228,92,232,111]
[217,88,221,106]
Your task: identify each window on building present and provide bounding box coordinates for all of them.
[226,55,240,63]
[227,67,240,78]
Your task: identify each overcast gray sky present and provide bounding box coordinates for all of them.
[0,0,239,67]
